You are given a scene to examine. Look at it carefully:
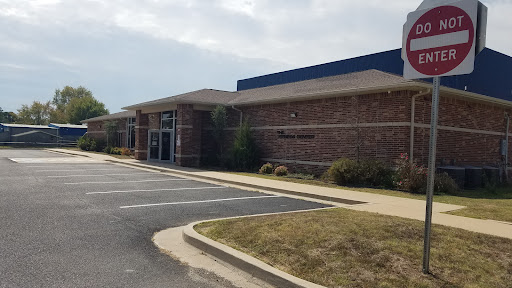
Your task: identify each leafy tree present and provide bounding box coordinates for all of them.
[67,95,109,124]
[210,105,228,165]
[53,86,93,111]
[0,107,4,123]
[16,101,53,125]
[104,121,118,147]
[231,120,259,171]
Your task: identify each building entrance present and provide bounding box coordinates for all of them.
[148,129,175,162]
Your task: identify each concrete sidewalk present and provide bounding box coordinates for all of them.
[47,148,512,239]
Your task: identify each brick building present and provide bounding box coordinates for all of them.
[81,111,136,149]
[87,48,512,175]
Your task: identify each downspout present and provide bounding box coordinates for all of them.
[505,113,509,182]
[410,89,431,163]
[231,105,243,127]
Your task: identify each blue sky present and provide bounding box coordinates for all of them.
[1,0,510,113]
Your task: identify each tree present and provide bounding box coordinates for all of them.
[16,101,53,125]
[231,120,259,171]
[104,121,118,147]
[67,95,109,124]
[52,86,93,111]
[210,105,228,165]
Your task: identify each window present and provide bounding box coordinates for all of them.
[127,117,136,149]
[161,111,176,130]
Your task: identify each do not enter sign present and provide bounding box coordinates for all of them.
[402,0,478,79]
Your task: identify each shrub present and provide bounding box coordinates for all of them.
[231,120,259,171]
[211,105,227,166]
[94,138,106,152]
[259,163,273,174]
[103,146,113,154]
[434,172,459,194]
[77,135,97,151]
[328,158,361,186]
[358,159,394,188]
[394,153,427,193]
[274,165,288,176]
[120,147,131,156]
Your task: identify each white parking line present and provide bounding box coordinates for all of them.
[87,186,225,195]
[48,173,156,178]
[65,179,189,185]
[37,169,132,172]
[120,195,281,209]
[25,165,113,168]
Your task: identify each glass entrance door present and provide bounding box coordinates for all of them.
[161,130,173,161]
[148,129,174,162]
[148,131,159,160]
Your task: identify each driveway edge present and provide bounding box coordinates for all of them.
[181,221,325,288]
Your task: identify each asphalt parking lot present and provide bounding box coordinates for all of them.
[0,149,330,287]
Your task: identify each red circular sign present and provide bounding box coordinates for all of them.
[406,5,474,76]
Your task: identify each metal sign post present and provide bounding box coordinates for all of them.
[402,0,486,274]
[422,76,441,273]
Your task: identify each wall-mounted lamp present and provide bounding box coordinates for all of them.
[290,112,298,118]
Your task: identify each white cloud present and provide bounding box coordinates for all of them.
[0,0,510,112]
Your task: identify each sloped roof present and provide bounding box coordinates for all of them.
[230,69,419,105]
[81,111,136,123]
[122,70,422,110]
[0,123,56,129]
[49,123,87,129]
[122,89,239,110]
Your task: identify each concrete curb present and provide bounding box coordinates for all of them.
[182,221,325,288]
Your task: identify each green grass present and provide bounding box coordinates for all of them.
[231,172,512,223]
[196,208,512,288]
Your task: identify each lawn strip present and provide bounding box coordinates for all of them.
[230,172,512,223]
[196,208,512,288]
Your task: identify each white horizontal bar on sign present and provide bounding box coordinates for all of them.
[410,30,469,51]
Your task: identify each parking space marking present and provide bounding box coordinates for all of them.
[86,186,225,195]
[9,157,102,163]
[25,165,113,168]
[48,173,156,178]
[120,195,281,209]
[36,169,132,172]
[65,179,190,185]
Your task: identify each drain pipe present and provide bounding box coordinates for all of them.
[505,113,510,182]
[231,105,243,127]
[410,89,431,163]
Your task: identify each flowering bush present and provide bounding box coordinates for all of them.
[120,147,132,156]
[394,153,428,193]
[259,163,273,174]
[274,165,289,176]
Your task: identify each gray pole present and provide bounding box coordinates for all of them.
[422,76,440,274]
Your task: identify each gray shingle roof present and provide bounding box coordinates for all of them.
[81,111,136,123]
[230,70,418,105]
[122,89,239,110]
[121,70,424,110]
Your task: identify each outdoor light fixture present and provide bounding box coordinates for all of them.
[290,112,298,118]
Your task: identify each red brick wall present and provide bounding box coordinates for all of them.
[200,90,511,175]
[86,118,128,147]
[176,104,201,167]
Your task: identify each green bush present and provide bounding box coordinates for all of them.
[231,121,259,171]
[328,158,361,186]
[274,165,288,176]
[358,159,394,188]
[259,163,273,174]
[434,172,459,194]
[328,158,393,187]
[77,135,97,151]
[103,146,122,155]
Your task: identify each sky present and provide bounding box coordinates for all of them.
[1,0,511,114]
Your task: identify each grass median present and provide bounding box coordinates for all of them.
[231,172,512,223]
[196,208,512,288]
